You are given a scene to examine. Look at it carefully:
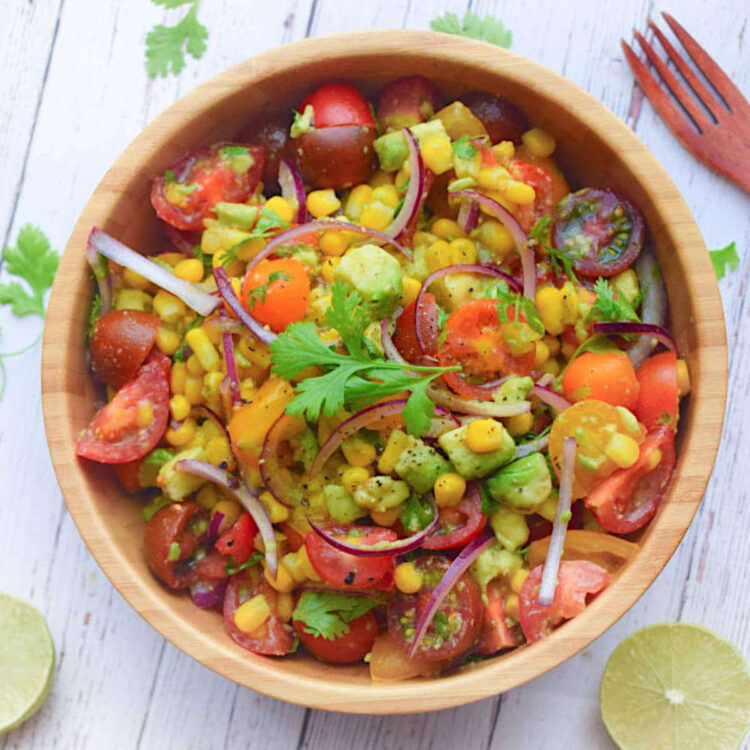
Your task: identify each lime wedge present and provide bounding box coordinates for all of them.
[600,623,750,750]
[0,593,55,736]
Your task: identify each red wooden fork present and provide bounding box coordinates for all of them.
[622,13,750,193]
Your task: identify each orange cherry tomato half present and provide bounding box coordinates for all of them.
[241,257,310,333]
[562,351,640,411]
[635,351,680,430]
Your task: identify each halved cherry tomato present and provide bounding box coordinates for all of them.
[423,487,487,550]
[144,502,204,589]
[163,224,201,255]
[460,92,529,144]
[477,581,521,655]
[296,126,376,190]
[562,351,640,411]
[368,633,443,680]
[393,293,439,364]
[518,561,611,643]
[300,83,375,129]
[635,351,679,430]
[196,549,230,579]
[89,310,160,389]
[223,570,295,655]
[377,76,442,131]
[513,145,569,204]
[305,526,397,588]
[585,426,676,534]
[553,188,645,278]
[241,257,310,333]
[387,555,482,661]
[280,521,306,553]
[508,160,554,233]
[528,529,639,573]
[76,354,170,464]
[241,114,295,192]
[215,512,258,566]
[295,610,377,664]
[115,459,142,494]
[151,142,264,231]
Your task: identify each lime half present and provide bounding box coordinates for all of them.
[0,593,55,736]
[600,623,750,750]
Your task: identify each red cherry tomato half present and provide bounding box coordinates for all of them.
[89,309,160,390]
[223,571,295,655]
[144,502,204,589]
[562,351,640,411]
[305,526,397,588]
[387,555,482,661]
[215,512,258,566]
[518,561,611,643]
[422,488,487,550]
[196,549,230,579]
[300,83,375,129]
[151,142,264,231]
[477,581,521,655]
[76,354,170,464]
[585,426,676,534]
[635,351,680,430]
[115,459,142,494]
[460,92,529,144]
[280,522,306,553]
[393,293,439,364]
[377,76,443,131]
[508,160,555,234]
[295,610,377,664]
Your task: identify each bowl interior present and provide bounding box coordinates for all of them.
[42,31,726,713]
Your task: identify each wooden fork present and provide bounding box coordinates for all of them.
[622,13,750,193]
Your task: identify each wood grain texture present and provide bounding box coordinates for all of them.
[1,0,747,747]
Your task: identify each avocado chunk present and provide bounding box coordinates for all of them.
[471,541,523,595]
[374,119,450,171]
[324,485,364,524]
[353,476,411,512]
[157,446,208,500]
[215,202,259,230]
[493,376,534,405]
[334,244,403,318]
[438,424,515,480]
[394,436,454,496]
[485,452,552,510]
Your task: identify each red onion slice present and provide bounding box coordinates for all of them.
[538,436,576,605]
[531,385,571,413]
[89,228,219,316]
[514,433,550,459]
[212,266,277,345]
[190,577,228,609]
[536,372,554,387]
[203,316,251,339]
[176,459,278,577]
[380,318,409,366]
[278,159,307,223]
[383,128,425,238]
[408,528,495,659]
[259,414,306,508]
[457,199,480,234]
[207,511,225,542]
[592,322,678,357]
[85,239,112,315]
[219,311,241,407]
[449,190,536,299]
[630,250,667,368]
[427,384,531,418]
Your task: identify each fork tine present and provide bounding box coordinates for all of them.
[647,20,724,121]
[633,30,710,133]
[662,13,750,117]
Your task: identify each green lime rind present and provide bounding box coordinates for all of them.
[600,623,750,750]
[0,593,55,736]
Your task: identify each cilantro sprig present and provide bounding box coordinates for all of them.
[709,241,740,280]
[588,278,640,324]
[145,0,208,79]
[529,216,578,283]
[224,551,263,576]
[292,591,378,641]
[430,11,512,49]
[221,208,290,268]
[486,280,545,334]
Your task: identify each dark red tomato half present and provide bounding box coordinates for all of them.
[460,92,529,144]
[635,351,680,430]
[295,610,377,664]
[585,427,676,534]
[305,526,397,588]
[144,502,204,589]
[387,555,482,661]
[423,485,487,550]
[89,309,160,389]
[508,160,554,234]
[377,76,443,131]
[223,571,295,655]
[215,512,258,566]
[393,293,439,364]
[518,561,611,643]
[76,354,170,464]
[300,83,375,129]
[247,115,295,192]
[553,187,645,278]
[163,223,201,255]
[151,142,264,231]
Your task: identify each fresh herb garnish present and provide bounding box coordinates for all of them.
[709,241,740,280]
[145,0,208,79]
[292,591,378,641]
[167,541,181,561]
[164,169,177,184]
[143,448,175,467]
[87,294,102,339]
[486,280,544,334]
[529,215,578,283]
[433,610,450,639]
[246,271,292,307]
[221,208,290,268]
[224,551,263,576]
[452,135,478,160]
[219,145,250,158]
[192,245,212,272]
[588,278,640,324]
[430,11,512,49]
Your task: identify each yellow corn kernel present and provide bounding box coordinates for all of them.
[186,327,221,372]
[420,136,453,174]
[212,499,241,534]
[541,358,561,376]
[543,334,561,358]
[321,257,340,283]
[504,593,520,619]
[522,127,556,158]
[264,560,296,593]
[611,268,640,305]
[431,218,462,240]
[341,437,377,468]
[342,466,371,494]
[205,436,233,467]
[212,246,244,278]
[369,170,394,188]
[605,433,641,469]
[360,201,394,231]
[173,258,204,283]
[234,593,271,634]
[510,568,529,594]
[155,252,185,268]
[344,184,373,220]
[296,544,321,581]
[476,219,515,258]
[478,167,511,192]
[448,237,478,265]
[114,288,150,312]
[535,284,578,336]
[170,361,187,395]
[561,341,577,360]
[434,473,467,508]
[425,239,451,272]
[646,447,663,471]
[156,326,182,356]
[238,337,272,369]
[281,552,308,584]
[400,275,422,307]
[372,184,401,209]
[169,394,191,422]
[378,429,409,474]
[505,412,534,437]
[371,506,402,526]
[504,181,536,206]
[534,339,550,369]
[319,231,348,257]
[465,419,506,453]
[186,354,204,377]
[395,164,410,189]
[306,189,341,219]
[492,140,515,161]
[259,490,290,524]
[184,375,205,405]
[166,418,197,447]
[677,359,691,397]
[153,290,186,324]
[394,562,423,594]
[122,267,152,291]
[196,484,222,510]
[264,196,295,224]
[276,592,294,622]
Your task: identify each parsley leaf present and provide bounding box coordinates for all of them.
[430,11,512,49]
[325,280,372,357]
[246,271,292,307]
[588,278,640,324]
[292,591,378,641]
[224,551,263,576]
[145,0,208,79]
[529,215,578,283]
[709,241,740,280]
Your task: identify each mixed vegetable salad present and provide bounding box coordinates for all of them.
[77,77,689,677]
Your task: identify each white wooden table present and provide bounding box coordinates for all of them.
[1,1,748,747]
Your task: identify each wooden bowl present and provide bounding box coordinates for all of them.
[41,30,727,714]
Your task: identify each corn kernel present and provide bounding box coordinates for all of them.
[281,552,308,584]
[307,189,341,218]
[205,436,233,467]
[478,167,510,192]
[196,483,222,510]
[434,473,466,508]
[114,288,153,312]
[543,334,561,358]
[378,429,408,474]
[276,592,294,621]
[342,466,371,494]
[541,358,561,376]
[344,184,373,220]
[400,275,422,306]
[505,412,534,437]
[360,201,394,232]
[510,568,529,594]
[169,394,191,422]
[394,562,423,594]
[535,284,578,336]
[372,184,401,209]
[341,437,377,468]
[156,326,182,356]
[465,419,506,453]
[212,499,241,534]
[184,375,205,405]
[504,593,520,619]
[173,257,204,283]
[264,560,296,593]
[605,433,641,469]
[153,290,186,324]
[371,506,401,526]
[321,257,340,283]
[212,246,244,278]
[233,593,271,633]
[677,359,690,397]
[264,196,295,224]
[122,267,152,291]
[238,337,272,369]
[646,447,663,471]
[296,544,321,581]
[533,339,550,369]
[504,181,536,205]
[492,140,515,161]
[319,231,349,257]
[369,170,394,188]
[561,341,577,360]
[186,354,204,376]
[425,240,451,272]
[170,361,187,395]
[395,165,410,189]
[476,219,515,258]
[448,237,477,265]
[522,127,556,158]
[166,418,197,447]
[431,218,462,240]
[420,136,453,174]
[186,327,221,372]
[259,490,290,524]
[535,495,559,523]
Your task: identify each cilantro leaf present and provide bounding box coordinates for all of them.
[245,270,292,307]
[221,208,290,267]
[145,1,207,79]
[709,241,740,280]
[224,551,263,576]
[529,215,578,283]
[588,278,640,324]
[452,135,478,160]
[219,145,250,158]
[430,11,512,49]
[292,591,378,641]
[325,281,371,358]
[487,280,545,335]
